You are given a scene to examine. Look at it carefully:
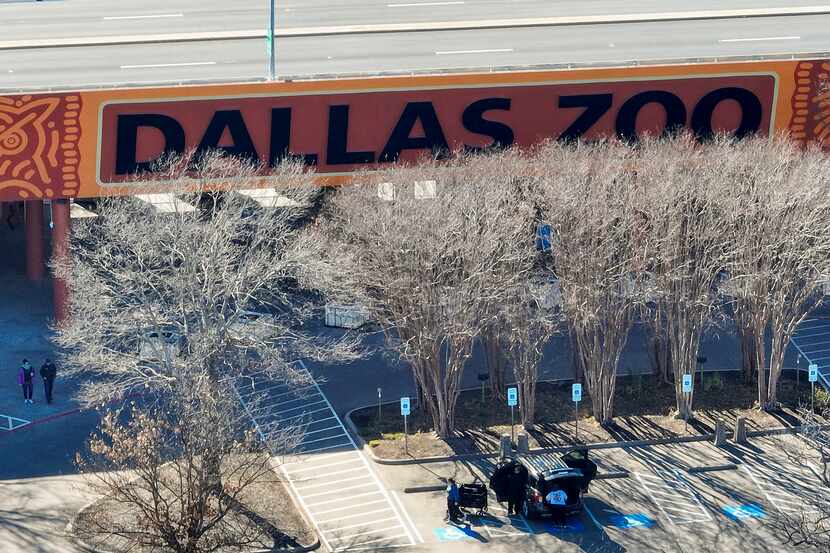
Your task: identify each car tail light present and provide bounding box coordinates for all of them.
[531,490,543,503]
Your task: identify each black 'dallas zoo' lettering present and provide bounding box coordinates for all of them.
[113,87,766,176]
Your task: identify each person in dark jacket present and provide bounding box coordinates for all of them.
[40,358,57,404]
[507,465,525,516]
[446,478,461,523]
[19,359,35,404]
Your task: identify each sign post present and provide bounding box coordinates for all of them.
[797,353,801,387]
[377,387,382,421]
[507,387,518,444]
[682,374,693,434]
[268,0,276,80]
[572,383,582,442]
[809,364,819,413]
[400,397,411,455]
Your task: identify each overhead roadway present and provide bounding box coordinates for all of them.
[2,14,830,92]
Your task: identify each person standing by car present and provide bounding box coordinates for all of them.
[446,478,461,523]
[40,358,57,404]
[19,359,35,404]
[507,465,525,516]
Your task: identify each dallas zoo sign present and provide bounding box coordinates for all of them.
[0,59,827,201]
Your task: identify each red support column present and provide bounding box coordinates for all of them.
[24,200,45,281]
[52,199,71,323]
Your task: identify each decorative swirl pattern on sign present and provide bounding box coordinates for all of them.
[789,61,830,146]
[0,93,81,200]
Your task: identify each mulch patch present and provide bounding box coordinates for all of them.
[352,371,813,460]
[72,456,315,553]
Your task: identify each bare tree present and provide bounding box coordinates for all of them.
[52,153,353,482]
[534,140,648,425]
[75,376,300,553]
[294,153,537,437]
[637,135,734,420]
[721,136,830,410]
[502,282,558,429]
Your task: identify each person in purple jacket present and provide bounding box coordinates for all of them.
[19,359,35,404]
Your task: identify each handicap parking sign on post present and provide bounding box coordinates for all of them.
[682,374,693,393]
[507,387,518,406]
[572,383,582,402]
[809,364,819,383]
[400,397,411,416]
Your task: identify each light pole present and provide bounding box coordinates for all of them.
[268,0,276,80]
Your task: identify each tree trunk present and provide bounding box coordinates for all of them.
[482,327,507,399]
[738,324,758,384]
[766,328,788,410]
[753,328,769,410]
[520,379,536,430]
[569,329,584,382]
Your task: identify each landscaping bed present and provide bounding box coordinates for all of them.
[72,457,315,553]
[351,371,814,460]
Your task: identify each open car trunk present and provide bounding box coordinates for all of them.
[540,470,584,507]
[561,449,598,492]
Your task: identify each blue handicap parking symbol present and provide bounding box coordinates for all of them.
[609,513,656,529]
[543,519,585,533]
[723,504,765,521]
[433,526,474,541]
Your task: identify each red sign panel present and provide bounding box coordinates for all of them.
[98,73,777,184]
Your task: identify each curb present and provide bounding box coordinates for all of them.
[686,463,738,474]
[2,6,830,50]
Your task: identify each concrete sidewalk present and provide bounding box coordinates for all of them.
[0,474,96,553]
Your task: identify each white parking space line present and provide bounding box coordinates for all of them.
[324,516,400,533]
[274,400,328,415]
[286,457,358,474]
[293,466,366,482]
[307,491,384,509]
[303,482,377,499]
[295,474,372,491]
[312,499,390,517]
[718,35,800,42]
[436,48,514,55]
[388,1,464,5]
[298,442,354,454]
[318,507,398,525]
[236,361,416,551]
[391,491,425,543]
[742,461,828,514]
[120,61,216,69]
[295,433,351,447]
[103,13,183,20]
[636,471,712,525]
[329,525,404,542]
[332,534,408,551]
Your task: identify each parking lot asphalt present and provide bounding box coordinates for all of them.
[791,315,830,387]
[368,435,827,553]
